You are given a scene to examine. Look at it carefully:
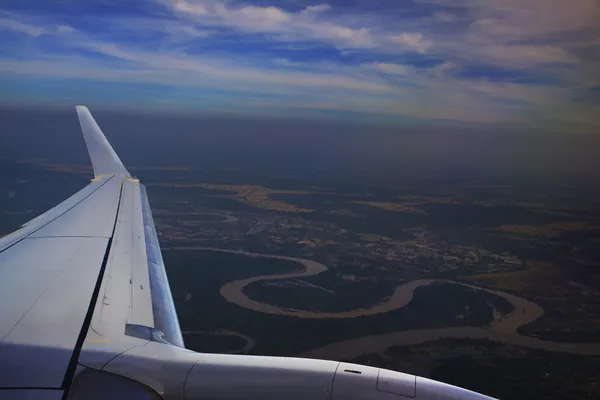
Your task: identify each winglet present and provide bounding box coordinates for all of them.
[76,105,130,178]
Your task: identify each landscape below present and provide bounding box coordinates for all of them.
[2,150,599,400]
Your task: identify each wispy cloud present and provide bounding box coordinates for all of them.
[0,14,73,37]
[165,0,437,52]
[75,40,394,94]
[364,63,409,76]
[421,0,600,68]
[436,0,600,40]
[0,1,598,132]
[168,0,376,48]
[0,17,44,37]
[390,33,432,53]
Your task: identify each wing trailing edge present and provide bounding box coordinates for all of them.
[76,105,130,178]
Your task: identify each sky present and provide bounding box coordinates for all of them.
[0,0,599,133]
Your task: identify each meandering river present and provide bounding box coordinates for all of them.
[165,246,600,357]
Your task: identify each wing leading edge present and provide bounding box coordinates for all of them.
[0,107,496,400]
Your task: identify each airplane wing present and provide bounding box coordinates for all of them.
[0,106,496,400]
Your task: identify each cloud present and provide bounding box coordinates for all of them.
[303,4,332,14]
[74,38,585,116]
[441,42,579,68]
[0,57,529,124]
[273,58,305,67]
[364,63,409,76]
[0,17,45,37]
[165,1,436,53]
[167,0,384,49]
[433,12,460,23]
[479,44,576,65]
[417,0,599,70]
[0,14,75,38]
[68,39,395,94]
[390,32,433,53]
[56,25,75,34]
[0,1,598,132]
[474,0,598,40]
[117,18,212,39]
[226,5,291,27]
[172,0,209,15]
[422,0,600,40]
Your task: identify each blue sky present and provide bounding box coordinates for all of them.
[0,0,599,133]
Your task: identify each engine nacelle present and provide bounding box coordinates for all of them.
[79,341,496,400]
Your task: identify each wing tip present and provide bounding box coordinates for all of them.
[75,104,92,118]
[76,105,130,178]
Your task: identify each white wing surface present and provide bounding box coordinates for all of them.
[0,106,182,397]
[0,106,496,400]
[75,105,129,178]
[0,175,121,388]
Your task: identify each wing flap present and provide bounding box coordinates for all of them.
[91,179,154,338]
[141,184,184,347]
